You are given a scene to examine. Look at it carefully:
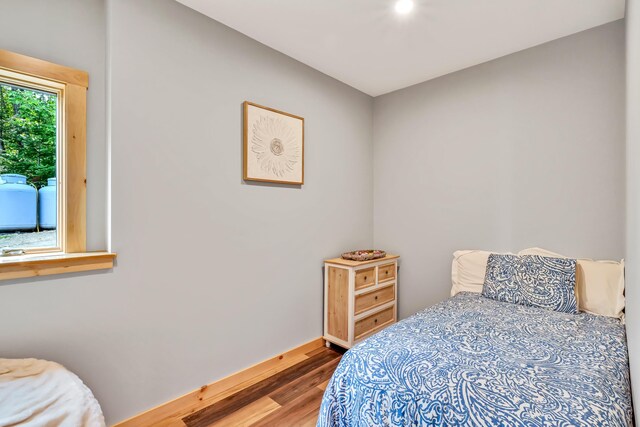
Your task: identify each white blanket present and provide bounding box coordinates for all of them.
[0,359,105,427]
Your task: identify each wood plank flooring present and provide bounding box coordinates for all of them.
[182,346,345,427]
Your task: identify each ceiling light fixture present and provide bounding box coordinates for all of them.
[395,0,414,15]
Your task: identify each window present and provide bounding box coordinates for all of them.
[0,77,60,253]
[0,49,115,280]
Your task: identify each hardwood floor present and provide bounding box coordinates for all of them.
[181,346,345,427]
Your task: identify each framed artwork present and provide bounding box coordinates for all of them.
[243,101,304,185]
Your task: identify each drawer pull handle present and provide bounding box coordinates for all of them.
[375,296,379,300]
[374,318,378,323]
[364,276,367,280]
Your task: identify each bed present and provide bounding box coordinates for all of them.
[317,292,632,426]
[0,358,105,427]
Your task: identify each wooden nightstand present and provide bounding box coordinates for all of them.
[323,254,399,349]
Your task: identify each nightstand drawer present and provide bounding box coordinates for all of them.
[355,305,395,340]
[377,263,396,283]
[355,284,395,315]
[355,267,375,290]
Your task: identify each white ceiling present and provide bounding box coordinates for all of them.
[176,0,626,96]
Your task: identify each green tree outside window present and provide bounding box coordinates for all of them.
[0,82,57,189]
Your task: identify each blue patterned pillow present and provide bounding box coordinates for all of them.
[482,254,578,314]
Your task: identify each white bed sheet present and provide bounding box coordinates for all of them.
[0,358,105,427]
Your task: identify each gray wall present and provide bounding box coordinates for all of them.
[625,1,640,423]
[373,21,626,318]
[0,0,373,423]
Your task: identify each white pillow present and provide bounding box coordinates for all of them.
[518,247,625,319]
[451,250,511,296]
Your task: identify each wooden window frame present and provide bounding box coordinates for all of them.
[0,49,115,279]
[0,68,65,254]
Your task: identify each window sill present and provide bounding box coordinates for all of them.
[0,251,116,281]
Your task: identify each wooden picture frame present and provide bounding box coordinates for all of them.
[243,101,304,185]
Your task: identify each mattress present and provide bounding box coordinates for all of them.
[317,292,632,426]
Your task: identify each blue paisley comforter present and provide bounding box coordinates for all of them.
[318,292,632,427]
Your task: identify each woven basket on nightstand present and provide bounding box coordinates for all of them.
[341,250,386,261]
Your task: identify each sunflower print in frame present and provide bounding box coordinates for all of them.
[243,101,304,185]
[251,116,300,177]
